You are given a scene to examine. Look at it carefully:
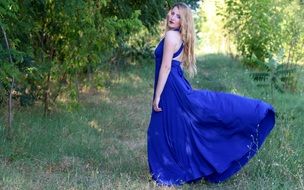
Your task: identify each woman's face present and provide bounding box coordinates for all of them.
[167,6,181,30]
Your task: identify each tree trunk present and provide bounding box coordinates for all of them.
[1,26,14,139]
[295,40,304,64]
[75,73,80,103]
[44,71,51,116]
[87,64,92,83]
[286,38,294,67]
[7,79,14,138]
[52,73,67,102]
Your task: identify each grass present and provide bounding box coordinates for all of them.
[0,54,303,190]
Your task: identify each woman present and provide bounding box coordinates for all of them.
[147,2,275,186]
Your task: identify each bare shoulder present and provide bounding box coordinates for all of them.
[164,30,180,45]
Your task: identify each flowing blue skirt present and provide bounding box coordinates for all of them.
[147,60,275,185]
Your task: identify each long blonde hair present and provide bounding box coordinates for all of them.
[166,2,197,77]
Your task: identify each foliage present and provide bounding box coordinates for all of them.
[280,0,304,65]
[220,0,304,66]
[0,0,200,115]
[0,0,142,114]
[220,0,283,66]
[216,0,304,93]
[250,54,298,100]
[0,0,19,95]
[102,0,200,30]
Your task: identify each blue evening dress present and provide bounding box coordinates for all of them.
[147,36,275,186]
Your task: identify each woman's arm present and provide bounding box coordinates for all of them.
[153,31,177,112]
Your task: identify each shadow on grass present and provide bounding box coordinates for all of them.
[0,62,154,187]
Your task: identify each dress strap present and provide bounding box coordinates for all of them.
[173,43,184,58]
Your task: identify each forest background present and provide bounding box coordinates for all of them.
[0,0,303,189]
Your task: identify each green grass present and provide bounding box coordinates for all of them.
[0,54,303,190]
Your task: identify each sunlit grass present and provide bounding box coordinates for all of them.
[0,54,303,189]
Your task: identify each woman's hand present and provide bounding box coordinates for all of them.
[152,96,162,112]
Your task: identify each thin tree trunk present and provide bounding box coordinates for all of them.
[75,73,80,102]
[7,79,14,138]
[286,47,291,66]
[44,71,51,116]
[87,64,92,83]
[286,39,294,66]
[52,72,67,102]
[295,40,304,64]
[1,26,14,139]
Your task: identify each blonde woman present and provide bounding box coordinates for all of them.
[147,2,275,186]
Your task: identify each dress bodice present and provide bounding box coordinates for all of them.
[153,38,184,94]
[154,38,184,63]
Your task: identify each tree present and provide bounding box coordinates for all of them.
[221,0,304,92]
[0,0,20,138]
[0,0,201,118]
[221,0,283,68]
